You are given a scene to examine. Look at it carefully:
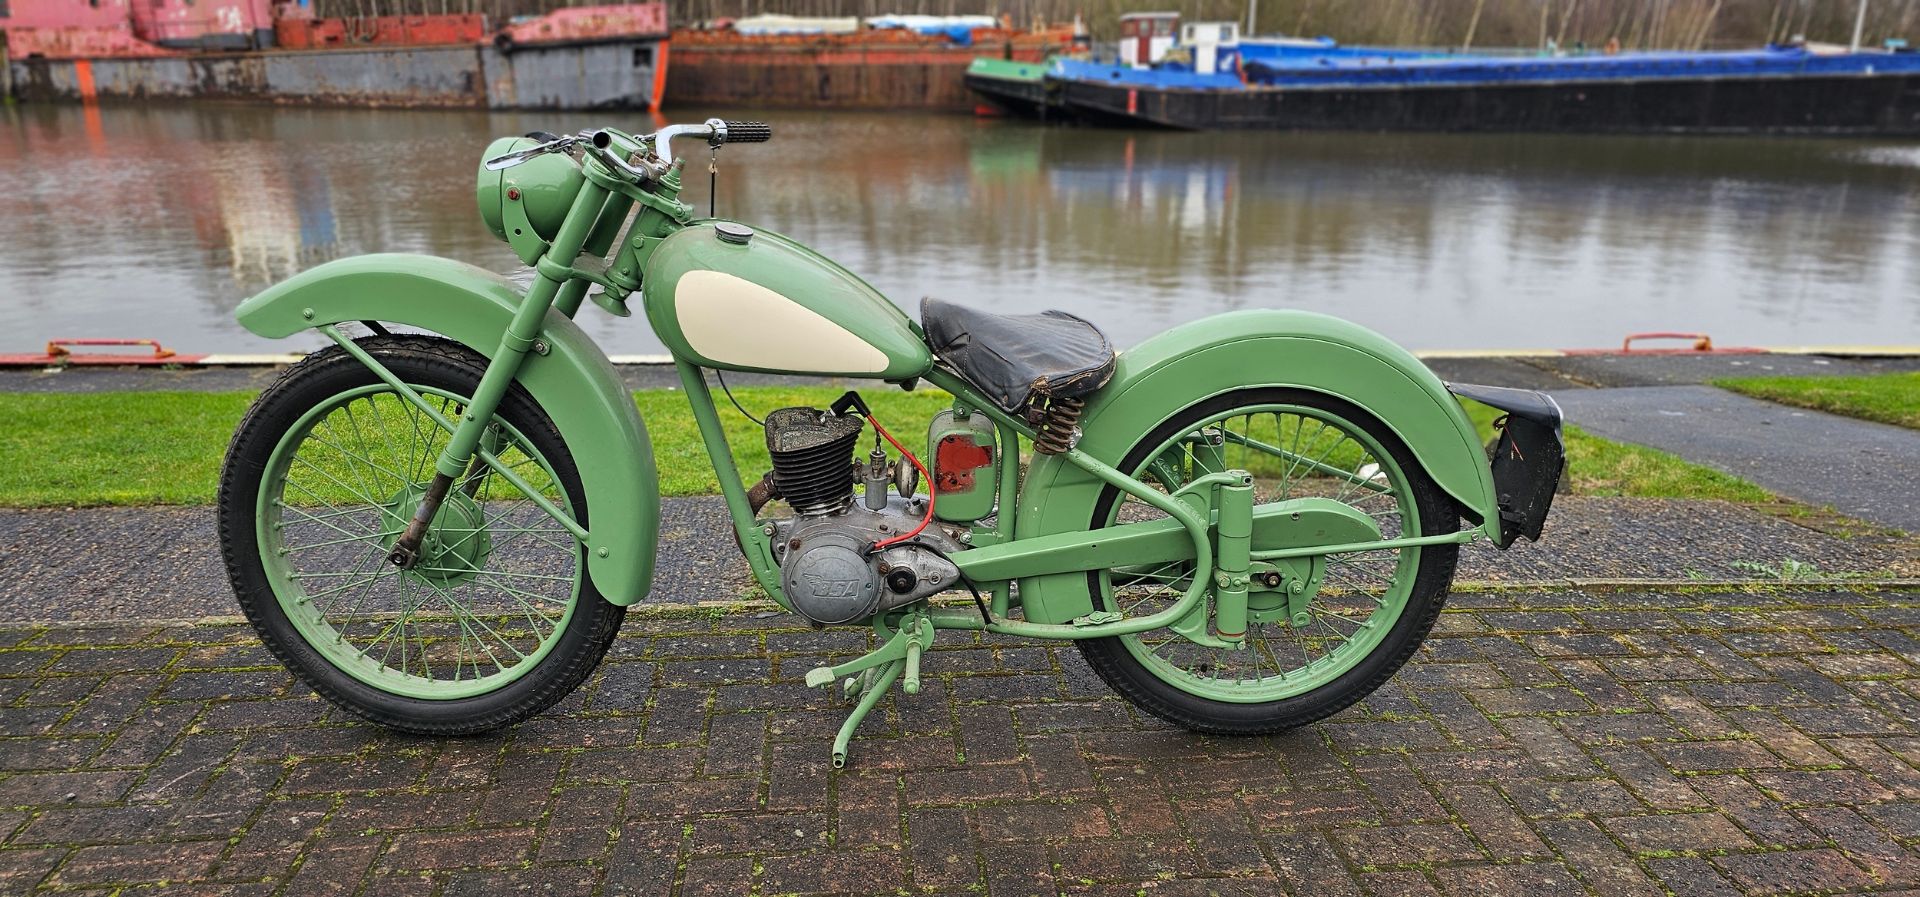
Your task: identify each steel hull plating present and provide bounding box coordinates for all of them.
[667,44,992,111]
[7,38,668,109]
[963,71,1053,117]
[1056,72,1920,134]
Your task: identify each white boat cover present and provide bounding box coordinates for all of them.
[731,15,861,35]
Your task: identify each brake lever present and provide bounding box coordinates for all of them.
[483,136,579,171]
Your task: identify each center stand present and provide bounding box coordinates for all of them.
[806,608,938,768]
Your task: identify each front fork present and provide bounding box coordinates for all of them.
[384,179,614,569]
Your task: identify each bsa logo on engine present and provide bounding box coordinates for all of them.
[802,572,863,599]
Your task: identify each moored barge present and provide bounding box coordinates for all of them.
[966,8,1920,136]
[963,57,1054,116]
[1,2,670,110]
[1067,45,1920,134]
[666,15,1076,112]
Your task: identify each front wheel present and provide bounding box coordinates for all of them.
[1074,388,1460,734]
[217,336,624,734]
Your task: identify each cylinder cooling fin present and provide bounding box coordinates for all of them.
[764,407,865,515]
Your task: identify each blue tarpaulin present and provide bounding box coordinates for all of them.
[1243,45,1920,89]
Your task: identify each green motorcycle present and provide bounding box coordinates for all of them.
[218,118,1565,766]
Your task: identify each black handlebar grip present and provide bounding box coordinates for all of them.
[720,120,772,144]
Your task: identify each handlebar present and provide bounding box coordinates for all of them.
[648,118,772,165]
[483,117,773,178]
[717,120,772,144]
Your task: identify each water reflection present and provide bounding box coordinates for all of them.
[0,102,1915,356]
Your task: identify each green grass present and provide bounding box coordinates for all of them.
[0,387,954,508]
[1453,401,1772,503]
[0,391,256,506]
[1557,423,1772,502]
[1714,372,1920,432]
[0,387,1773,508]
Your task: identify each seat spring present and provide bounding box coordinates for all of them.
[1032,396,1085,455]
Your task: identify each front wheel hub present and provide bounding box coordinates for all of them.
[379,485,493,589]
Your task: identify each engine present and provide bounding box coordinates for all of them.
[755,405,965,626]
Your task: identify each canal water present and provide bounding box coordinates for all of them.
[3,102,1917,357]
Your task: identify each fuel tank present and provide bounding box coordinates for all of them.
[642,222,932,380]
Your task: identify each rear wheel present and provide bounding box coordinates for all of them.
[217,336,623,734]
[1074,388,1459,734]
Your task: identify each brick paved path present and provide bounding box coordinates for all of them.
[2,586,1918,896]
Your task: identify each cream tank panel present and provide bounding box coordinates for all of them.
[673,269,891,375]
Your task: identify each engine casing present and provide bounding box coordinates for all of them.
[772,494,965,626]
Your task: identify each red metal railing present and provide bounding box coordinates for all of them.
[0,339,207,367]
[1562,332,1766,356]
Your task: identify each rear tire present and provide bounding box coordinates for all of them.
[217,336,624,735]
[1073,388,1459,735]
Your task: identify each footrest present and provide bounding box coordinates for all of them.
[804,667,835,689]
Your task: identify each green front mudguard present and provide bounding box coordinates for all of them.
[234,253,659,606]
[1013,309,1500,625]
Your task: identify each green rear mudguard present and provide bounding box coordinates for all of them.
[234,253,659,606]
[1012,309,1499,625]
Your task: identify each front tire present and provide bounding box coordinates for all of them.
[1074,388,1460,735]
[217,336,624,735]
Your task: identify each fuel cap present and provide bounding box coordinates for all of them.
[714,222,754,245]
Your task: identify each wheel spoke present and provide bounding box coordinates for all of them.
[256,380,581,699]
[1090,400,1437,706]
[290,455,388,510]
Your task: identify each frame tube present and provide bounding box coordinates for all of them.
[920,365,1221,640]
[1252,529,1477,560]
[671,359,791,608]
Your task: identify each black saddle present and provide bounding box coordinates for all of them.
[921,298,1117,414]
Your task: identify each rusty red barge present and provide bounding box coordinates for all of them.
[664,16,1079,112]
[0,1,670,110]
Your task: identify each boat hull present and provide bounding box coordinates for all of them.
[7,38,669,110]
[1054,72,1920,135]
[964,72,1055,117]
